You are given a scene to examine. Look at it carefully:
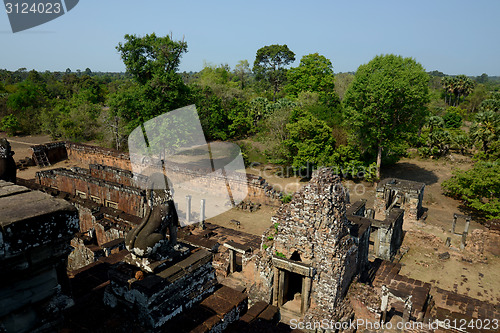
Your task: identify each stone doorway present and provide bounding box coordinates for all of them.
[272,256,314,317]
[281,271,304,317]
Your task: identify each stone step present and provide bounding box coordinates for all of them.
[221,274,247,293]
[279,306,300,325]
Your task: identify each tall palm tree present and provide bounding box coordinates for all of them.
[470,111,499,153]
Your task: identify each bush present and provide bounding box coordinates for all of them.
[443,109,463,129]
[281,194,292,203]
[0,114,20,136]
[442,161,500,219]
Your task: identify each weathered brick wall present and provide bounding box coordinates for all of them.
[89,164,142,187]
[66,142,131,170]
[65,142,282,207]
[87,162,282,207]
[36,168,146,217]
[71,202,137,246]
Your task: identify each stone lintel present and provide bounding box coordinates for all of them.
[370,219,391,229]
[223,241,251,254]
[0,182,30,198]
[272,256,314,277]
[385,208,404,223]
[347,215,372,237]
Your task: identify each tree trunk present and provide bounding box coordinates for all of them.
[376,145,382,181]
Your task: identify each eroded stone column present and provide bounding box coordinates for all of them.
[185,195,192,224]
[380,285,389,323]
[301,276,312,314]
[228,249,235,274]
[199,199,206,229]
[278,270,285,307]
[272,267,279,306]
[452,213,457,234]
[402,295,413,324]
[460,217,471,250]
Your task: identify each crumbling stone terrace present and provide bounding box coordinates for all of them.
[17,178,142,271]
[0,180,79,333]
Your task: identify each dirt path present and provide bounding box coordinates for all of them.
[0,133,53,163]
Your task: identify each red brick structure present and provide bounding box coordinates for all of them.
[36,168,147,217]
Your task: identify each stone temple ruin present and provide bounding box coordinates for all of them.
[2,140,499,332]
[249,168,360,323]
[374,178,426,223]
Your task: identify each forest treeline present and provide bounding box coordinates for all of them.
[0,33,499,218]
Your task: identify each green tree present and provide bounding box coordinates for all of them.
[6,79,47,110]
[475,73,488,84]
[285,108,335,170]
[442,161,500,219]
[463,84,488,114]
[253,44,295,101]
[117,33,187,84]
[233,60,251,89]
[334,72,354,100]
[470,111,499,154]
[0,114,20,136]
[441,75,474,106]
[285,53,337,105]
[479,98,500,112]
[343,54,429,179]
[442,107,463,129]
[112,33,190,131]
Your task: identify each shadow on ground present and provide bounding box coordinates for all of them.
[381,162,439,185]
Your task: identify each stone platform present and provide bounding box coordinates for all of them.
[104,247,218,330]
[0,180,79,333]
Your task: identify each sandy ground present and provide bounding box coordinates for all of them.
[0,133,53,162]
[3,134,499,303]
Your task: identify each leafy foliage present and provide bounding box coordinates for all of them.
[253,44,295,101]
[285,53,337,106]
[442,107,463,128]
[442,161,500,219]
[470,111,500,155]
[343,54,430,178]
[0,114,20,135]
[285,108,336,170]
[116,33,187,84]
[441,75,475,106]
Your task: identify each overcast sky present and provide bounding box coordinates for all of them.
[1,0,499,76]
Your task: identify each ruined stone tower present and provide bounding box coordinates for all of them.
[252,168,359,322]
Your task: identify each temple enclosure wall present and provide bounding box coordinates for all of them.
[36,168,147,217]
[66,142,132,170]
[64,141,283,207]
